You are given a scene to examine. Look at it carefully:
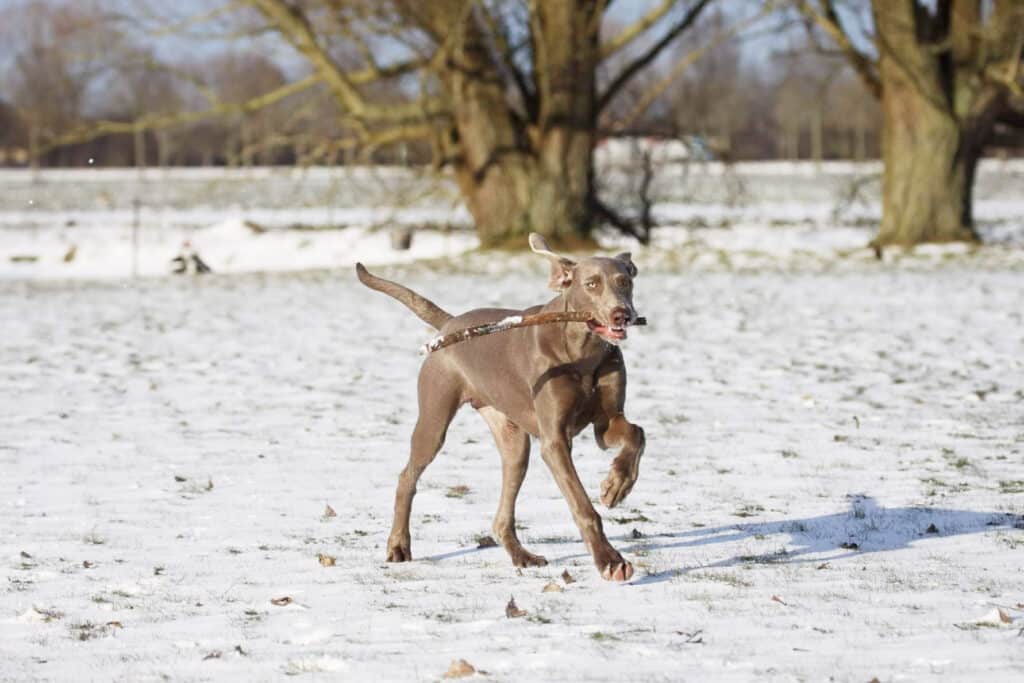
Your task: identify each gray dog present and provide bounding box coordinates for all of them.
[355,233,646,581]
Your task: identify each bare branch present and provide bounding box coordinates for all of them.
[599,0,676,59]
[608,6,769,131]
[597,0,714,113]
[244,0,442,123]
[795,0,881,98]
[38,73,322,154]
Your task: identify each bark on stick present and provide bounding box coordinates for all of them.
[423,312,646,353]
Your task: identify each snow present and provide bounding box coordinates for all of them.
[2,164,1024,680]
[2,160,1023,281]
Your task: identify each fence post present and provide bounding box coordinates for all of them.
[132,197,141,279]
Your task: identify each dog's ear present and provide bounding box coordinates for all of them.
[615,252,638,277]
[529,232,577,291]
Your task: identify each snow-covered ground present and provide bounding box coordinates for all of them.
[2,164,1023,680]
[2,160,1023,280]
[2,261,1023,681]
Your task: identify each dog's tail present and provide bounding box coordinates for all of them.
[355,263,452,330]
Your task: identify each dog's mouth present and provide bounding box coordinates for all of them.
[587,320,629,342]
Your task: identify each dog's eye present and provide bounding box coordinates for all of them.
[585,280,599,290]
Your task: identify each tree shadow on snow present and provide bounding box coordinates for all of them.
[614,495,1023,586]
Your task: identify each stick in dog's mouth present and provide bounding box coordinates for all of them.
[423,312,647,354]
[586,316,647,343]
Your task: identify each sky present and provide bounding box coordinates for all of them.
[0,0,866,105]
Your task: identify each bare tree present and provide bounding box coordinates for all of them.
[795,0,1024,247]
[2,1,136,166]
[234,0,725,246]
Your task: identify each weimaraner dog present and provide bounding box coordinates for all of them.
[355,233,645,581]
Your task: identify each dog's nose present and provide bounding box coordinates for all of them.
[610,307,629,327]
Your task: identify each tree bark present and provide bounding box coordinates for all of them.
[874,85,980,246]
[871,3,982,247]
[439,1,598,248]
[134,125,146,172]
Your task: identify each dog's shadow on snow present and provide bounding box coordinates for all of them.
[427,495,1021,584]
[613,495,1022,586]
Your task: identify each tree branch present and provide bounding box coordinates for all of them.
[37,73,322,154]
[796,0,881,98]
[478,4,537,122]
[997,103,1024,128]
[608,6,769,131]
[599,0,676,59]
[597,0,714,113]
[245,0,442,124]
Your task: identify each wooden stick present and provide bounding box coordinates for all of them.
[423,311,647,353]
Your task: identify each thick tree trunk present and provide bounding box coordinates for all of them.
[874,70,980,247]
[443,1,598,249]
[452,151,593,248]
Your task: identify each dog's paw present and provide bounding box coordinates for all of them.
[594,546,633,582]
[600,462,637,508]
[601,561,634,582]
[509,548,548,568]
[386,538,412,563]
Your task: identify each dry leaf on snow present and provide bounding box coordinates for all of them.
[505,596,527,618]
[270,596,293,606]
[443,659,476,679]
[318,554,336,567]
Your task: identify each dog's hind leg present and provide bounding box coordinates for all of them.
[479,408,547,568]
[386,362,462,562]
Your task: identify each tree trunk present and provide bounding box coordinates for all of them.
[134,125,146,172]
[873,69,980,247]
[855,114,867,161]
[29,125,40,177]
[156,130,171,169]
[810,108,823,163]
[442,1,597,249]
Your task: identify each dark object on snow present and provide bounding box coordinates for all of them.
[172,240,212,275]
[391,226,413,251]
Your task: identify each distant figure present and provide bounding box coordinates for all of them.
[171,240,212,275]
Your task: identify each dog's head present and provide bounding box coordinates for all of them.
[529,233,640,344]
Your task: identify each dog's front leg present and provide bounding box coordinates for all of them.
[536,375,633,581]
[592,351,645,509]
[596,416,645,509]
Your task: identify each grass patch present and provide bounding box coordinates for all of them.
[998,480,1024,494]
[692,571,752,588]
[610,512,651,524]
[445,484,471,499]
[738,548,790,564]
[733,504,765,518]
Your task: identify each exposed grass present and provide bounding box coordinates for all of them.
[610,512,651,524]
[691,570,752,588]
[998,480,1024,494]
[738,548,790,564]
[445,484,471,499]
[733,504,765,518]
